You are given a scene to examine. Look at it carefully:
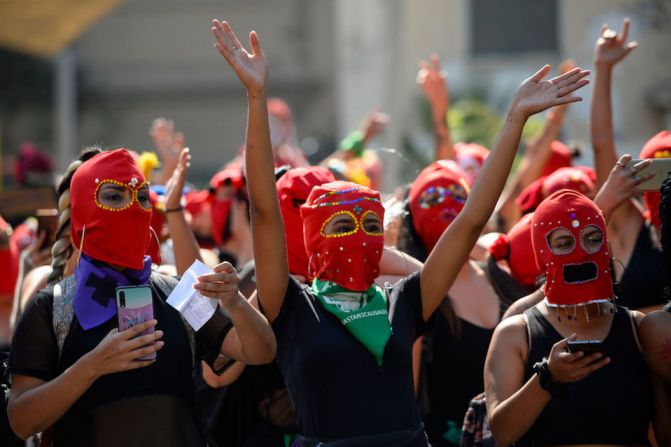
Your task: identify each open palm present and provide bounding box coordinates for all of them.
[211,20,268,94]
[511,65,590,118]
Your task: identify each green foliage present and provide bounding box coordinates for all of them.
[447,99,544,150]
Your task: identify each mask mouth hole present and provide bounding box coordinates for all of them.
[563,262,598,284]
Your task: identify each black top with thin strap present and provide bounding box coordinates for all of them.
[616,223,666,309]
[422,301,499,447]
[517,306,652,446]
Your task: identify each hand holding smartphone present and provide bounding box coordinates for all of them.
[116,285,157,360]
[567,339,604,354]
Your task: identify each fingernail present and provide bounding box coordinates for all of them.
[155,330,164,337]
[157,341,165,347]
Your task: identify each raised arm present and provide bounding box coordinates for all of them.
[591,19,637,189]
[420,65,589,320]
[590,19,642,248]
[164,147,203,275]
[211,20,288,322]
[417,54,454,161]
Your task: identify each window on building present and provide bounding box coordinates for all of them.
[471,0,559,55]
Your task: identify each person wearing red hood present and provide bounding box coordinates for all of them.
[7,148,276,446]
[515,166,596,215]
[13,142,54,187]
[0,216,19,346]
[485,190,655,446]
[590,19,666,313]
[213,18,589,446]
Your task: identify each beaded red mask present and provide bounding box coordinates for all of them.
[408,160,470,252]
[70,149,152,270]
[277,166,336,279]
[531,190,613,307]
[301,181,384,291]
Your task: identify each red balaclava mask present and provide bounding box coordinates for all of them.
[0,216,19,295]
[71,149,153,270]
[488,213,538,288]
[277,166,336,279]
[531,190,613,307]
[455,142,489,185]
[540,140,573,178]
[640,130,671,230]
[301,181,384,291]
[409,160,470,252]
[147,190,164,265]
[517,166,595,214]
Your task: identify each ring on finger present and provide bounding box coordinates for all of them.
[615,161,627,169]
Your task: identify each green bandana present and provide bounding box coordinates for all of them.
[311,278,392,365]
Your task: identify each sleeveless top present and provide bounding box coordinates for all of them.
[616,224,666,309]
[422,302,500,447]
[517,306,652,446]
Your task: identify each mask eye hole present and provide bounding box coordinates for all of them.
[136,185,151,210]
[96,181,133,210]
[360,210,384,236]
[580,224,604,254]
[547,227,576,255]
[418,183,467,209]
[321,211,359,238]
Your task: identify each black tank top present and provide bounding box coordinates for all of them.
[517,306,652,446]
[616,224,666,309]
[422,302,498,447]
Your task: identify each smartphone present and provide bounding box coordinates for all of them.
[567,339,604,354]
[627,159,671,191]
[115,285,156,360]
[36,208,59,250]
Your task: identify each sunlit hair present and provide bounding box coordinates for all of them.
[47,147,102,284]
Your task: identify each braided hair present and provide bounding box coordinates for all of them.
[47,148,102,285]
[660,177,671,300]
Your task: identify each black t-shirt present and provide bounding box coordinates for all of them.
[269,272,429,440]
[9,275,233,447]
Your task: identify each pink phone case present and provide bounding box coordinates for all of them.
[116,285,156,360]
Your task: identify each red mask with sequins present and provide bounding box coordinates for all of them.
[488,213,538,288]
[71,149,153,270]
[277,166,336,279]
[301,181,384,291]
[409,160,470,252]
[531,190,613,306]
[640,131,671,231]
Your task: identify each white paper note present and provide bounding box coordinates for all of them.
[167,260,219,331]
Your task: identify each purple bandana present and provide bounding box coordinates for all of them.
[74,254,152,330]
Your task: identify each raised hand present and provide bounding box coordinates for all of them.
[164,147,191,211]
[211,20,268,96]
[510,65,590,119]
[417,54,448,112]
[594,154,654,221]
[550,59,577,118]
[362,110,390,143]
[149,118,183,159]
[594,18,638,68]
